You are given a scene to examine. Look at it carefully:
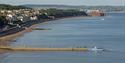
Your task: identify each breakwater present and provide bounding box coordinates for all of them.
[0,47,88,51]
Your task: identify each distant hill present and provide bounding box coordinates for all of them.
[22,4,125,12]
[0,4,31,10]
[21,4,85,9]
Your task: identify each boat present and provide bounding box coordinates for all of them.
[101,18,105,20]
[90,46,104,51]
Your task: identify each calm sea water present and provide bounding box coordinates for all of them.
[0,13,125,63]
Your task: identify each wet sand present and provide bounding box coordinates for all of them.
[0,24,38,46]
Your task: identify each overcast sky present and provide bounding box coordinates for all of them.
[0,0,125,6]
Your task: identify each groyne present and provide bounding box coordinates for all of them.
[0,47,88,51]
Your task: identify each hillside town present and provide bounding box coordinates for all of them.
[0,9,83,29]
[0,9,39,30]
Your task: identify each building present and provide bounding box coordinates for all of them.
[87,10,105,16]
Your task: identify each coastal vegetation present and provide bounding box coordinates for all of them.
[37,9,87,19]
[0,16,7,28]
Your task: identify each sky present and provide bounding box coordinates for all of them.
[0,0,125,6]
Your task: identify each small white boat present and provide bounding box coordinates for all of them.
[101,18,105,20]
[90,46,104,51]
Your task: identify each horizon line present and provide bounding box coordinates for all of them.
[0,3,124,6]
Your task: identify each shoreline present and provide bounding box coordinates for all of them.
[0,16,88,43]
[0,24,38,46]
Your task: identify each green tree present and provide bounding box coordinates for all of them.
[0,16,6,28]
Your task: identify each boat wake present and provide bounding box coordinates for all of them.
[88,46,112,52]
[87,46,125,54]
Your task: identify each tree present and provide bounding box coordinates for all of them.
[0,16,6,28]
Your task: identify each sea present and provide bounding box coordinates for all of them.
[0,13,125,63]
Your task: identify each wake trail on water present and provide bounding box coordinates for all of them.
[87,46,125,54]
